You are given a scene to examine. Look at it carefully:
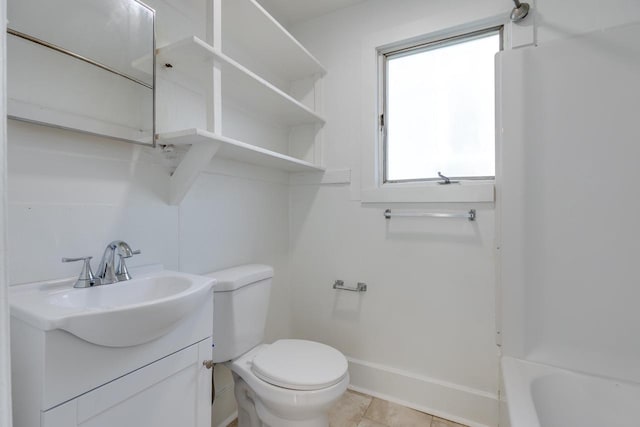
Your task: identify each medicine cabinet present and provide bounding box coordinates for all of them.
[7,0,156,145]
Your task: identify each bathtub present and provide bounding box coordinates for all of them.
[501,357,640,427]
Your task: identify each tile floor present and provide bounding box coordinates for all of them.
[328,390,467,427]
[226,390,467,427]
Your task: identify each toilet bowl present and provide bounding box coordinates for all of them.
[207,265,348,427]
[230,342,349,427]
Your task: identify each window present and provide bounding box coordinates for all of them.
[380,28,502,183]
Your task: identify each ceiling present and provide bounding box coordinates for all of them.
[257,0,367,26]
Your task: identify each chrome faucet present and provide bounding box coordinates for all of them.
[96,240,141,285]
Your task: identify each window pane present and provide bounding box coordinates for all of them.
[385,32,499,182]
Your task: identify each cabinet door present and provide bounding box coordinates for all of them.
[42,339,212,427]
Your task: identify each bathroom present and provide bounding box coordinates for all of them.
[1,0,639,426]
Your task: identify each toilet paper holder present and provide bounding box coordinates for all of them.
[333,280,367,293]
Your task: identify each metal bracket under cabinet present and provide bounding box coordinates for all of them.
[333,280,367,292]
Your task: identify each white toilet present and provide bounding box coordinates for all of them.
[208,264,349,427]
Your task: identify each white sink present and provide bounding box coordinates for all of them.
[10,269,215,347]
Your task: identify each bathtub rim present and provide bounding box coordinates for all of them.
[501,357,542,427]
[502,356,640,427]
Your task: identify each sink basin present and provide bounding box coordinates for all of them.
[10,269,215,347]
[47,276,193,309]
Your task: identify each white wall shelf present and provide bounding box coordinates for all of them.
[160,128,324,172]
[157,36,325,127]
[154,1,326,205]
[222,0,326,81]
[159,128,324,205]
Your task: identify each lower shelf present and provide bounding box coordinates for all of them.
[158,128,324,173]
[157,128,324,205]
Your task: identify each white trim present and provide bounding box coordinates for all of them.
[0,0,13,424]
[347,357,498,427]
[361,181,494,203]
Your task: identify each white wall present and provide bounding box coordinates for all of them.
[287,1,509,426]
[498,6,640,384]
[534,0,640,45]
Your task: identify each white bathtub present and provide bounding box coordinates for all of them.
[501,357,640,427]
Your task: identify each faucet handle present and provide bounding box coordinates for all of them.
[118,249,142,259]
[62,256,101,288]
[116,249,140,281]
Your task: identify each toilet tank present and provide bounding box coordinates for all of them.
[207,264,273,363]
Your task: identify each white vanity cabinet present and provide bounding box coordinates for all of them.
[10,277,214,427]
[41,339,212,427]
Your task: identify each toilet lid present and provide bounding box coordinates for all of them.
[251,339,348,391]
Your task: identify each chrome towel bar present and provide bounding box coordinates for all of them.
[384,209,476,221]
[333,280,367,292]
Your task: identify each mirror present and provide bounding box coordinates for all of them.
[7,0,156,145]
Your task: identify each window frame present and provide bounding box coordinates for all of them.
[379,26,504,185]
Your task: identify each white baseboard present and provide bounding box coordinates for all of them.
[215,411,238,427]
[347,357,498,427]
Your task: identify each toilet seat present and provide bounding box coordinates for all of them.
[250,339,348,391]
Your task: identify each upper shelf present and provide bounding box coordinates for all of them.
[157,36,325,127]
[222,0,326,81]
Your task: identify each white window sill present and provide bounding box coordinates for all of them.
[360,181,494,203]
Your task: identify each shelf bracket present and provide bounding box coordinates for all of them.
[168,141,221,205]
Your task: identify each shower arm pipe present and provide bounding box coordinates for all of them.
[510,0,530,22]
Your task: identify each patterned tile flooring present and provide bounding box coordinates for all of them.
[226,390,467,427]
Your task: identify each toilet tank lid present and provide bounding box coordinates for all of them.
[206,264,273,292]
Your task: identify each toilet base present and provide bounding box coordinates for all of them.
[233,375,331,427]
